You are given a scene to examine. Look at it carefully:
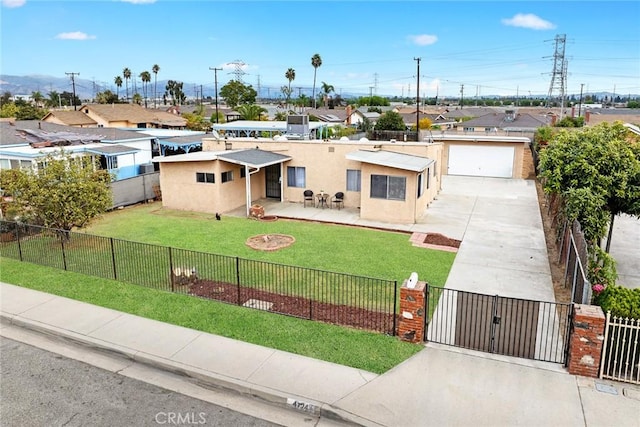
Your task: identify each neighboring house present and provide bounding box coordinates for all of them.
[0,120,163,207]
[398,110,457,130]
[40,110,98,127]
[347,106,380,127]
[583,109,640,126]
[305,108,350,124]
[54,104,188,129]
[453,109,550,135]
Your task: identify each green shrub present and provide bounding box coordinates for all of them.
[594,285,640,319]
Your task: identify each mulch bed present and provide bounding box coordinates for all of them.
[185,278,397,334]
[423,233,461,248]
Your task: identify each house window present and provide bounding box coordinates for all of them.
[371,174,406,201]
[463,126,474,132]
[287,166,306,188]
[346,169,361,192]
[221,170,234,183]
[196,172,215,183]
[426,168,430,190]
[417,172,424,198]
[240,167,246,178]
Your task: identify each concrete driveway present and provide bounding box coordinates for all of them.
[422,176,556,301]
[608,213,640,289]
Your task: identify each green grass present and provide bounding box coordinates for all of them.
[0,204,456,372]
[79,203,456,288]
[0,258,422,374]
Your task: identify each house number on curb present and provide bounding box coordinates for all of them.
[287,398,318,413]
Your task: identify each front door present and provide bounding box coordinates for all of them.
[265,164,281,199]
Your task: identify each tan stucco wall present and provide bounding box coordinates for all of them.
[203,138,444,215]
[160,160,248,214]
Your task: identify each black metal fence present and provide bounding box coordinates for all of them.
[425,285,572,364]
[557,220,591,304]
[0,221,398,335]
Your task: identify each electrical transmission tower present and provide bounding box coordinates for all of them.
[227,59,247,82]
[546,34,567,114]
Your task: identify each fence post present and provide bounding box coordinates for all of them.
[60,235,67,271]
[392,280,398,336]
[397,275,427,343]
[168,247,174,292]
[16,223,23,262]
[567,304,606,378]
[235,257,241,305]
[110,238,118,280]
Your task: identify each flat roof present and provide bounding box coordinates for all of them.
[154,148,291,168]
[346,150,434,172]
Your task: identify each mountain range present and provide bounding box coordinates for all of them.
[1,74,634,102]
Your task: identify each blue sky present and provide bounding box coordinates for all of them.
[1,0,639,99]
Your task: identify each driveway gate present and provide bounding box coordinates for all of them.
[425,287,572,364]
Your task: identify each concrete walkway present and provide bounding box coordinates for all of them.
[608,213,640,289]
[2,282,639,427]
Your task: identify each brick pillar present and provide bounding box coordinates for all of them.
[397,280,427,343]
[568,304,606,378]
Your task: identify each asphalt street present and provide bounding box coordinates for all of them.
[0,337,280,427]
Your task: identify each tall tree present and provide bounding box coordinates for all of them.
[285,68,295,109]
[114,76,123,101]
[310,53,322,109]
[0,151,112,232]
[31,91,44,108]
[236,103,267,121]
[122,67,132,102]
[164,80,186,106]
[320,81,334,108]
[152,64,160,109]
[219,80,257,109]
[140,71,151,108]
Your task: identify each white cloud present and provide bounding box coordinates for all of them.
[2,0,26,8]
[408,34,438,46]
[121,0,156,4]
[502,13,556,30]
[55,32,96,40]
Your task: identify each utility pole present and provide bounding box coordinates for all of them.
[459,84,464,110]
[414,57,420,141]
[65,72,79,110]
[209,67,222,123]
[578,83,584,117]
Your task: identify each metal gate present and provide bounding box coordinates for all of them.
[425,287,572,364]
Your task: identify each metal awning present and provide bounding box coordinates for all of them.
[85,144,139,156]
[217,149,291,168]
[346,150,433,172]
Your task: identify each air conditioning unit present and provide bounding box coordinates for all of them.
[139,163,154,174]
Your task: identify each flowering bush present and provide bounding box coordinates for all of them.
[592,283,605,294]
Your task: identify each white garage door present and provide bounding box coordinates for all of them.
[448,145,515,178]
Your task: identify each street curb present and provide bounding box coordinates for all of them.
[0,312,366,426]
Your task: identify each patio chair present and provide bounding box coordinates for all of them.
[303,190,314,207]
[331,192,344,210]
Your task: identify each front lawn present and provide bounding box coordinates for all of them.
[80,203,456,287]
[0,258,422,374]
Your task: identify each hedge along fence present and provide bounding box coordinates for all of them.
[0,221,398,334]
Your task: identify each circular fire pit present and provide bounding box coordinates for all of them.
[260,215,278,222]
[246,234,295,251]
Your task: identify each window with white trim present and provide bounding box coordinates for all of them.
[370,174,406,200]
[221,170,234,183]
[287,166,306,188]
[346,169,361,192]
[196,172,215,183]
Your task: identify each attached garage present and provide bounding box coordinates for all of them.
[431,134,531,179]
[447,145,514,178]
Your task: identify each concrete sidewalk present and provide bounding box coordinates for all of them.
[2,282,639,427]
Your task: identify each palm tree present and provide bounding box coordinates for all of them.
[122,68,132,102]
[31,91,44,108]
[140,71,151,108]
[114,76,123,101]
[236,104,267,121]
[152,64,160,108]
[310,53,322,109]
[285,68,295,109]
[320,81,334,108]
